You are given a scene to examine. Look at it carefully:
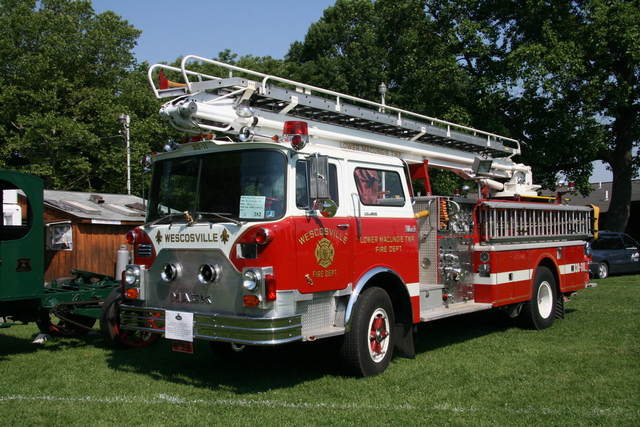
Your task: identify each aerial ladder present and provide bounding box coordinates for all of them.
[148,55,539,199]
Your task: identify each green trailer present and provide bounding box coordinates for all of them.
[1,169,120,336]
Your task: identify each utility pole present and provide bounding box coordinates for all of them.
[118,114,131,195]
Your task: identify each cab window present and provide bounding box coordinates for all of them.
[354,168,405,206]
[1,185,30,241]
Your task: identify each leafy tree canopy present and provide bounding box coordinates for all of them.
[285,0,639,230]
[0,0,167,193]
[421,0,639,230]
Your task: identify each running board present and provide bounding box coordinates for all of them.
[420,302,493,322]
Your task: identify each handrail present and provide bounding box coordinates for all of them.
[148,55,521,155]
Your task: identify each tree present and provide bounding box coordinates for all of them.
[286,0,387,100]
[287,0,639,231]
[421,0,639,231]
[285,0,476,195]
[0,0,167,194]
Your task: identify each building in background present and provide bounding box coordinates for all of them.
[559,180,640,242]
[18,190,145,283]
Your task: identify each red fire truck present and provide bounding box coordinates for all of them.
[100,56,596,377]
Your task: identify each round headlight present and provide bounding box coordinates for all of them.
[479,252,491,263]
[198,264,219,284]
[124,267,138,285]
[243,269,260,292]
[161,263,178,282]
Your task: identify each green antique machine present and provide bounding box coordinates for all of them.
[1,169,119,336]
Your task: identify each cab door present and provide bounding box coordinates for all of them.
[0,171,44,302]
[294,158,354,293]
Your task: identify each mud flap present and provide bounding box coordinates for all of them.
[555,294,565,319]
[394,322,415,359]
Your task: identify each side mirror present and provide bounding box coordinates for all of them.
[308,154,336,218]
[317,199,337,218]
[309,154,329,199]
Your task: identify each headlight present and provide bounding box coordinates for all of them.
[124,266,139,285]
[242,269,260,291]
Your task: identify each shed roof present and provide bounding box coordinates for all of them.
[553,180,640,213]
[42,189,146,223]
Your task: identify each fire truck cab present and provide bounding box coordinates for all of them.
[100,56,595,377]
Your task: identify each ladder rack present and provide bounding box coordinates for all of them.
[148,56,521,159]
[479,201,593,243]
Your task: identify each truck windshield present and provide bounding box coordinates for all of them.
[147,149,286,223]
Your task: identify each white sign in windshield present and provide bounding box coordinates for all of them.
[239,195,266,219]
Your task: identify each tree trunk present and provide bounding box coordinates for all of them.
[602,106,635,232]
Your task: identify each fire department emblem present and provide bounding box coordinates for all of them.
[155,230,162,244]
[315,237,335,268]
[221,228,230,244]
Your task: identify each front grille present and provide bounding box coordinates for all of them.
[137,244,152,257]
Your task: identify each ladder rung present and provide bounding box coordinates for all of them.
[251,87,515,157]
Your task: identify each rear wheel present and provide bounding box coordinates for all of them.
[596,262,609,279]
[340,287,395,377]
[519,267,557,330]
[100,288,161,349]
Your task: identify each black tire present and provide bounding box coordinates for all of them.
[340,287,395,377]
[596,262,609,279]
[37,309,96,337]
[100,288,161,349]
[518,267,557,330]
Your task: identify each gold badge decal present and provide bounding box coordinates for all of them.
[315,237,335,268]
[155,230,163,244]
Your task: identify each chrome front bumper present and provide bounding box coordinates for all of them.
[119,305,303,345]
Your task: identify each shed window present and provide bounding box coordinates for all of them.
[46,222,73,251]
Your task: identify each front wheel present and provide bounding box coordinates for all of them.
[518,267,557,330]
[340,287,395,377]
[100,288,161,349]
[596,262,609,279]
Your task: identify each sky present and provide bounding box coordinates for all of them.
[91,0,336,64]
[91,0,612,183]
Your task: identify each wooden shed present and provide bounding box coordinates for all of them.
[19,190,146,283]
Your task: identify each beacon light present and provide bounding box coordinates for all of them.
[283,121,308,150]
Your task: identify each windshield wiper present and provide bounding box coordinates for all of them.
[195,212,244,226]
[144,212,187,227]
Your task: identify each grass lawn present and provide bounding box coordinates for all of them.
[1,274,638,426]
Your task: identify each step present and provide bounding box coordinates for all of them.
[420,301,493,322]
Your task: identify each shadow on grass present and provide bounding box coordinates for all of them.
[99,335,346,392]
[1,307,576,392]
[0,324,42,360]
[95,308,533,392]
[0,327,108,359]
[414,309,514,354]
